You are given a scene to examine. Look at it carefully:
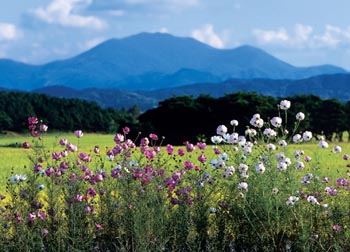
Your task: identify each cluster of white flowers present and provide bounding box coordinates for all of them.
[10,174,27,183]
[249,114,264,128]
[270,117,282,128]
[263,128,277,138]
[307,195,319,205]
[238,163,249,179]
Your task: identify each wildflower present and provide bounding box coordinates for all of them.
[279,140,287,147]
[197,154,207,164]
[302,131,313,142]
[263,128,277,138]
[216,125,228,135]
[293,134,302,143]
[319,140,329,148]
[325,186,338,196]
[225,166,235,176]
[266,143,276,152]
[74,130,83,138]
[307,195,319,205]
[184,161,194,170]
[149,133,158,140]
[333,225,342,231]
[129,160,138,167]
[295,161,305,171]
[38,210,46,220]
[230,120,239,126]
[245,128,257,137]
[280,100,291,110]
[10,174,26,183]
[59,138,68,145]
[237,182,248,191]
[122,127,130,134]
[22,142,30,149]
[238,163,248,173]
[296,112,305,121]
[219,153,229,162]
[270,117,282,128]
[166,144,174,154]
[343,154,349,160]
[227,132,239,143]
[211,135,223,144]
[178,148,185,156]
[208,207,217,213]
[293,150,304,160]
[332,145,342,154]
[256,163,266,174]
[28,212,37,222]
[41,229,49,236]
[28,116,39,125]
[38,184,45,190]
[66,143,78,152]
[277,161,288,172]
[286,196,299,206]
[304,156,312,162]
[250,114,264,128]
[40,124,48,132]
[196,142,207,150]
[185,142,195,152]
[95,223,104,230]
[272,187,279,195]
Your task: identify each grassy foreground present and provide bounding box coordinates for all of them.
[1,108,350,251]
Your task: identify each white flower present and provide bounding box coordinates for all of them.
[208,207,217,213]
[296,112,305,121]
[293,150,304,160]
[279,140,287,147]
[209,159,218,169]
[256,163,266,174]
[307,195,319,205]
[302,131,313,142]
[295,161,305,171]
[106,154,114,161]
[129,160,138,167]
[332,145,342,154]
[219,153,229,162]
[216,125,228,136]
[238,182,248,191]
[293,134,303,143]
[225,166,235,175]
[280,100,291,110]
[38,184,45,190]
[266,143,276,152]
[277,162,288,172]
[230,120,239,126]
[275,152,286,161]
[10,174,27,183]
[211,135,223,144]
[250,114,264,128]
[270,117,282,128]
[286,196,299,206]
[238,163,248,173]
[215,160,226,169]
[245,128,257,137]
[319,140,329,148]
[228,133,239,144]
[263,128,277,138]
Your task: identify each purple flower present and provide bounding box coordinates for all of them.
[59,138,68,146]
[333,225,342,231]
[74,130,84,138]
[166,144,174,155]
[28,117,39,125]
[40,124,48,132]
[198,154,207,164]
[149,133,158,141]
[122,127,130,135]
[178,148,185,157]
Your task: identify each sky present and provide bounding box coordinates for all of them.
[1,0,350,69]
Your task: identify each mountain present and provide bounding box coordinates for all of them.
[32,73,350,110]
[0,32,347,91]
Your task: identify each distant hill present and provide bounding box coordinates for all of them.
[32,73,350,110]
[0,32,347,91]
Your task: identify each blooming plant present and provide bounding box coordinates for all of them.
[1,100,350,251]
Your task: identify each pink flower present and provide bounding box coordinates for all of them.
[34,164,42,172]
[184,161,194,170]
[41,229,49,236]
[94,146,100,153]
[78,152,91,162]
[149,133,158,141]
[22,142,30,149]
[178,148,185,157]
[38,210,46,220]
[59,138,68,146]
[166,144,174,155]
[87,188,97,198]
[95,223,104,230]
[196,142,207,150]
[28,117,39,125]
[123,127,130,135]
[333,225,342,231]
[74,130,83,138]
[28,212,37,222]
[40,124,48,132]
[51,152,62,161]
[198,154,207,164]
[114,133,124,144]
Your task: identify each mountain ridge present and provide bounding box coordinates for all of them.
[0,32,347,91]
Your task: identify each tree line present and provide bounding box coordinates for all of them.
[0,91,349,144]
[0,91,140,134]
[138,92,349,144]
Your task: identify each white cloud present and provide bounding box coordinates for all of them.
[0,22,20,41]
[192,24,225,48]
[253,28,289,44]
[252,24,350,49]
[158,27,169,33]
[33,0,106,29]
[107,10,126,16]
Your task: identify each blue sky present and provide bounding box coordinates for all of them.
[1,0,350,69]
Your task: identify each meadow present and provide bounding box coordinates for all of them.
[1,102,350,251]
